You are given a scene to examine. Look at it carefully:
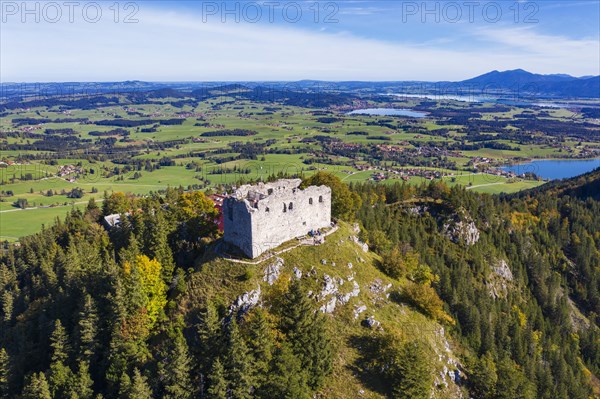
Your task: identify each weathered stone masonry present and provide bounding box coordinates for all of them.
[223,179,332,258]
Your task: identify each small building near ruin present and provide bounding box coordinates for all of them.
[223,179,331,258]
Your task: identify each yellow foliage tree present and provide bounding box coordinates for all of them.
[122,255,167,329]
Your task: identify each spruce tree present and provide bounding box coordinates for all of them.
[206,358,227,399]
[224,318,254,399]
[117,372,131,399]
[76,294,99,363]
[196,301,221,366]
[390,340,433,399]
[71,361,94,399]
[0,348,10,399]
[146,212,174,284]
[160,332,194,399]
[279,279,333,389]
[128,369,153,399]
[245,308,274,390]
[469,352,497,399]
[260,342,309,399]
[50,319,70,364]
[49,320,74,398]
[22,372,52,399]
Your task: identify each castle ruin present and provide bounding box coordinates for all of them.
[223,179,332,258]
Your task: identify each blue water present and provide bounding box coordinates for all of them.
[500,158,600,180]
[347,108,428,118]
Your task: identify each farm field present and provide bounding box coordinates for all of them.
[2,86,599,240]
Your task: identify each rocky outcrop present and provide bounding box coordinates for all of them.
[486,259,514,299]
[320,274,339,299]
[443,220,480,246]
[354,304,367,319]
[338,281,360,305]
[369,279,392,302]
[362,315,380,329]
[320,297,337,313]
[350,235,369,252]
[432,326,463,398]
[293,267,302,280]
[263,257,284,285]
[230,286,261,316]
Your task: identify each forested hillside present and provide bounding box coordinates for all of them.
[1,170,599,398]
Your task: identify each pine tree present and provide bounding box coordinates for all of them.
[22,372,52,399]
[128,369,153,399]
[0,348,10,399]
[196,301,221,366]
[49,320,74,398]
[206,358,227,399]
[469,352,497,399]
[146,212,174,284]
[71,361,94,399]
[160,332,194,399]
[50,319,70,364]
[279,279,333,389]
[245,308,274,390]
[117,372,131,399]
[390,340,433,399]
[76,294,98,363]
[259,342,309,399]
[224,318,254,399]
[1,291,13,322]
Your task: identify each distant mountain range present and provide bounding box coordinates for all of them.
[459,69,600,98]
[1,69,598,100]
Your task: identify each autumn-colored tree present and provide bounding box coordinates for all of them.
[122,255,167,330]
[175,191,219,238]
[103,192,135,215]
[301,171,361,220]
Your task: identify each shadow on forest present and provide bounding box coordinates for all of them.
[346,334,391,398]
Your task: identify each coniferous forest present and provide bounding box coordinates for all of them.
[1,170,599,398]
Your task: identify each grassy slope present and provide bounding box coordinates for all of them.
[184,222,463,399]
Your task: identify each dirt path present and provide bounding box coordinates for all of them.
[218,225,339,265]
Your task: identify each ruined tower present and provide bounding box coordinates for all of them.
[223,179,332,258]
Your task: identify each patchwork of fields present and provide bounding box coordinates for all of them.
[1,88,597,239]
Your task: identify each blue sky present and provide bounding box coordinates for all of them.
[1,0,599,82]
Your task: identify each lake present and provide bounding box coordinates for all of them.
[390,93,493,103]
[500,158,600,180]
[347,108,428,118]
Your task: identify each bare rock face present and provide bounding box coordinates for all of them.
[354,304,367,319]
[320,297,337,313]
[443,219,480,246]
[350,235,369,252]
[338,281,360,305]
[369,279,392,300]
[230,285,261,316]
[320,274,339,299]
[263,257,284,285]
[293,267,302,280]
[432,327,463,396]
[487,259,514,299]
[493,259,513,281]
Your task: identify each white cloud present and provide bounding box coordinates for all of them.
[1,7,598,82]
